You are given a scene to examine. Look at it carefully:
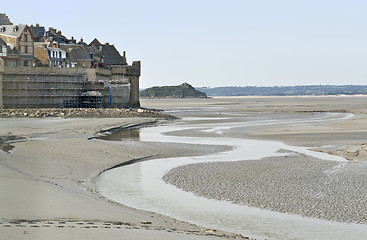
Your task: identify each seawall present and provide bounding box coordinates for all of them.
[0,59,140,109]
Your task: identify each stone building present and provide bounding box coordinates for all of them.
[0,24,34,66]
[0,59,141,109]
[30,24,46,42]
[0,37,20,66]
[47,41,67,67]
[0,38,6,55]
[69,46,93,68]
[88,39,127,67]
[0,13,141,109]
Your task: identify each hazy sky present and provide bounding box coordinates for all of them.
[3,1,367,88]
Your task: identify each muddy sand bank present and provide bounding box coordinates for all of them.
[2,96,367,239]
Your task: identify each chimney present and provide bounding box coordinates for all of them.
[105,42,109,46]
[122,51,127,63]
[80,37,84,43]
[36,23,39,27]
[52,41,58,48]
[57,30,62,35]
[49,27,56,33]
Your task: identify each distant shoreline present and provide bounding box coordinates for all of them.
[196,85,367,97]
[210,94,367,98]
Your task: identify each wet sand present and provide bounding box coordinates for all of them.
[164,154,367,224]
[144,96,367,238]
[1,95,367,239]
[0,117,244,240]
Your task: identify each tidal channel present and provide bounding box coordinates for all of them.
[97,111,367,240]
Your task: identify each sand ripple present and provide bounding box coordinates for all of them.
[163,154,367,224]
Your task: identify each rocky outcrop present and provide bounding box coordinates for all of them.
[140,83,207,98]
[0,108,176,119]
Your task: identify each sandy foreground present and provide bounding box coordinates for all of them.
[0,116,244,240]
[1,96,367,240]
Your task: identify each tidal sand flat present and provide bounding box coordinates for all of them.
[99,96,367,240]
[163,155,367,224]
[0,117,242,240]
[2,96,367,240]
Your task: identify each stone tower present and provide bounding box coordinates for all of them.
[0,13,12,25]
[130,61,141,108]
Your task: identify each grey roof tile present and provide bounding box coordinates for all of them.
[0,24,27,38]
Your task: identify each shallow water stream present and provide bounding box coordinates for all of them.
[97,111,367,240]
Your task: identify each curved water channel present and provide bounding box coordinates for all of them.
[97,111,367,240]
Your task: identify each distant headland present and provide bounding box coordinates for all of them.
[140,83,207,98]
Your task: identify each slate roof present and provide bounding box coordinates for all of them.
[30,25,46,41]
[45,30,69,44]
[89,38,102,46]
[74,47,92,61]
[0,14,12,25]
[101,44,126,66]
[86,40,126,66]
[0,24,27,38]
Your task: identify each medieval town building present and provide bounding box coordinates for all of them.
[0,13,141,109]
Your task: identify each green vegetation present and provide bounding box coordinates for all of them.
[140,83,207,98]
[196,85,367,96]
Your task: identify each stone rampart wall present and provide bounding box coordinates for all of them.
[0,60,140,109]
[1,65,88,108]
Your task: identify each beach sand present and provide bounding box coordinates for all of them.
[0,117,244,240]
[1,96,367,239]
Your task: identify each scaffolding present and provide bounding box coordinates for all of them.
[103,82,131,108]
[1,68,104,108]
[80,80,104,108]
[1,65,139,109]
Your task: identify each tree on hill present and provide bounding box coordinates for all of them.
[140,83,207,98]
